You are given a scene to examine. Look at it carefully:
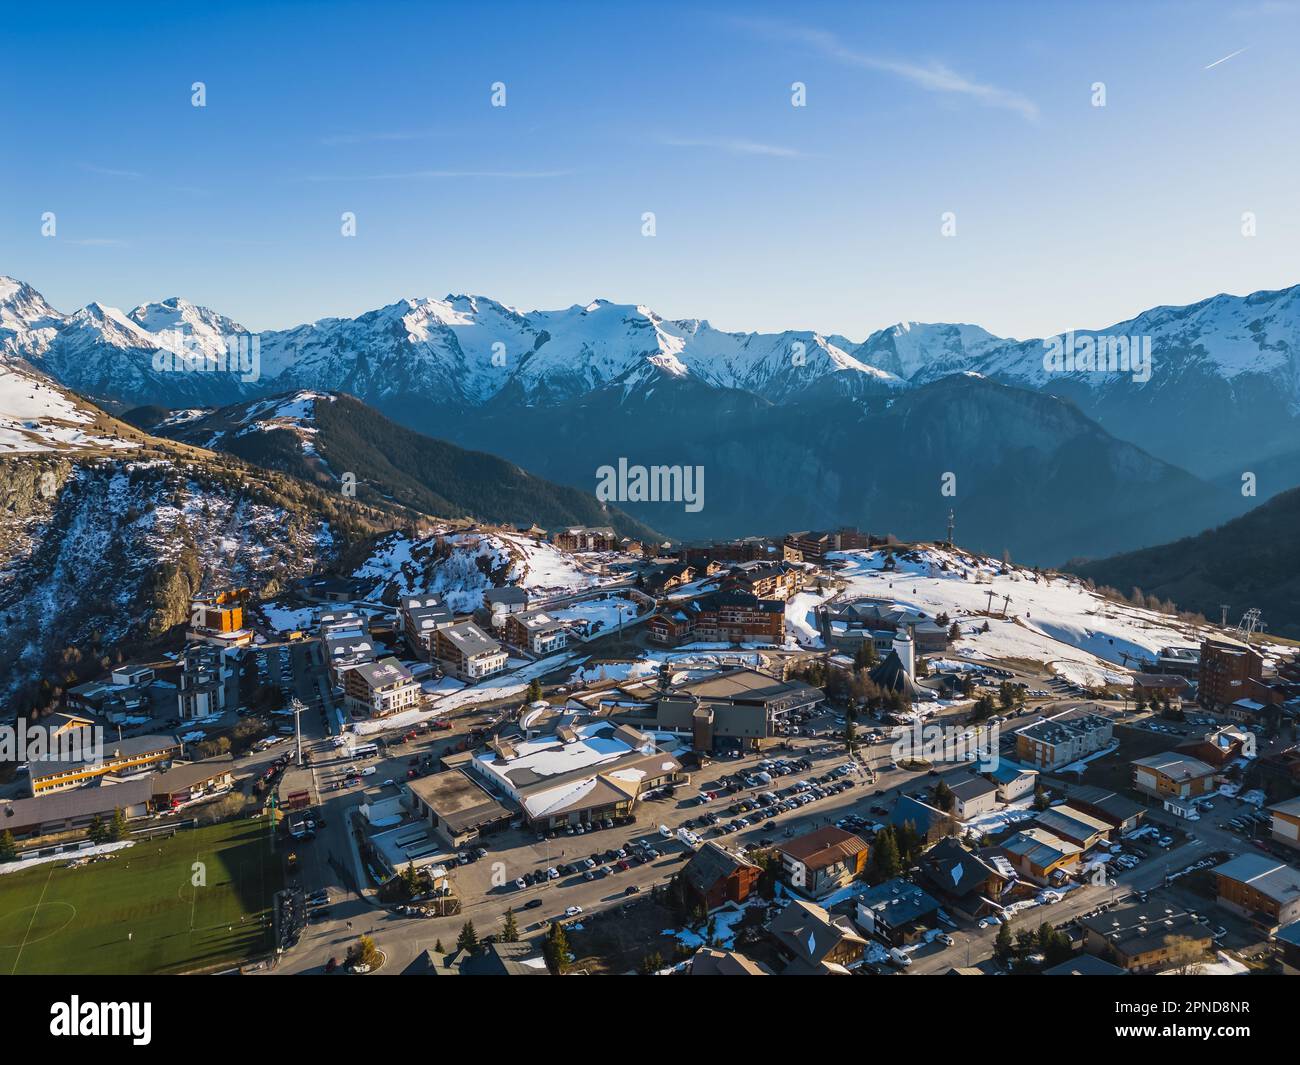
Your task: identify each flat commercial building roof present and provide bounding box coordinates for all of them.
[407,770,512,836]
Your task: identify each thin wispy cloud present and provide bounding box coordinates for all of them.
[734,18,1040,122]
[660,136,805,158]
[302,169,572,182]
[1204,46,1249,69]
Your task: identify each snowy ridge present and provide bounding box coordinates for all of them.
[933,284,1300,392]
[8,274,1300,487]
[7,274,1300,411]
[8,274,1300,414]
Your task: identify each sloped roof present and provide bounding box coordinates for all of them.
[917,837,1002,898]
[1,775,154,827]
[689,948,772,975]
[1131,752,1216,780]
[683,841,758,894]
[1215,854,1300,904]
[870,651,922,697]
[857,878,940,926]
[768,898,865,965]
[777,825,868,871]
[889,794,946,835]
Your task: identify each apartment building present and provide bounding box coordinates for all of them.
[26,734,185,796]
[1213,854,1300,930]
[503,610,569,655]
[781,526,873,562]
[553,526,617,553]
[343,657,422,718]
[434,621,509,682]
[177,643,233,720]
[1131,752,1217,800]
[400,595,454,658]
[1199,635,1263,710]
[1080,904,1213,973]
[648,590,784,647]
[1013,709,1114,771]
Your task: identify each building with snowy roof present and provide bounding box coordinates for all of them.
[466,719,683,830]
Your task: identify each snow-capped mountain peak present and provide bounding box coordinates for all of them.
[5,275,1300,480]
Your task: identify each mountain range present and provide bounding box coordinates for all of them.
[4,274,1300,561]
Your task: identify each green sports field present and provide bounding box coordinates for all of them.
[0,817,282,975]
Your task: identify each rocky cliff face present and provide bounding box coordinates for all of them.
[0,450,400,712]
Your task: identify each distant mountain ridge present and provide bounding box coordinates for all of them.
[6,274,1299,560]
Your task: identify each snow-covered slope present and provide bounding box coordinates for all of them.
[916,285,1300,477]
[829,546,1221,688]
[0,361,138,454]
[352,529,610,606]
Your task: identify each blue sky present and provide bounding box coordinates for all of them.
[2,0,1298,340]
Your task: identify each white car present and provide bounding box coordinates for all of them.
[382,778,395,788]
[564,906,583,918]
[936,933,955,946]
